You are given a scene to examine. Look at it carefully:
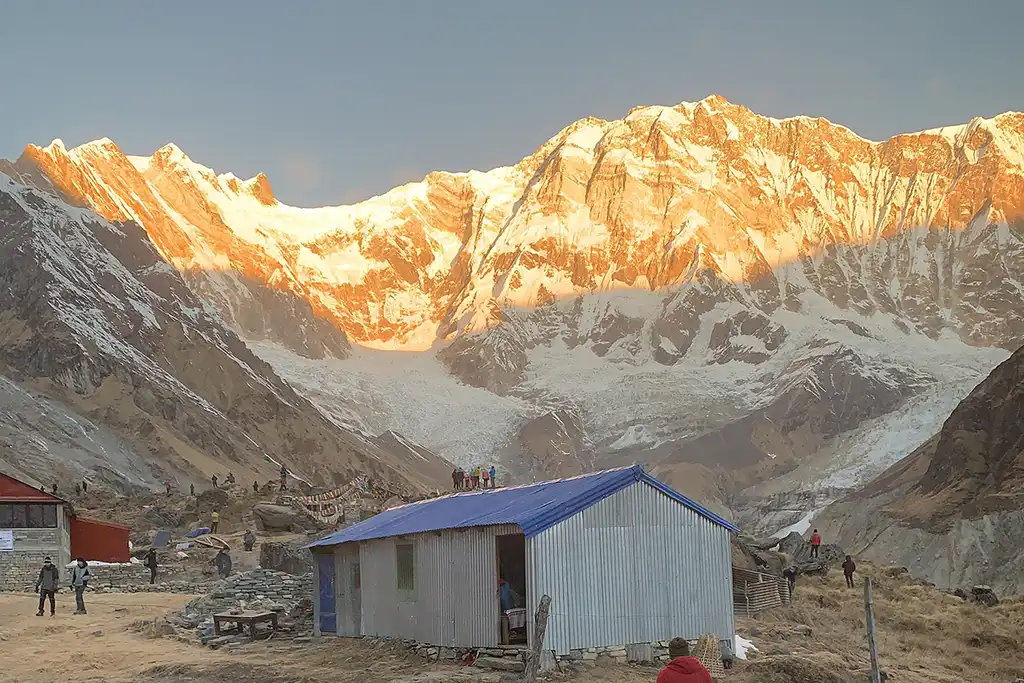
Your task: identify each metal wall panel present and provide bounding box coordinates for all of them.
[333,545,361,636]
[342,523,520,646]
[527,481,734,653]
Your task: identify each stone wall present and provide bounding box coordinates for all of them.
[176,568,313,629]
[0,528,66,591]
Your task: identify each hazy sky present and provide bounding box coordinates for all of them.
[2,1,1021,207]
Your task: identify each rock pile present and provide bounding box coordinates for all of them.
[952,585,1000,607]
[172,568,314,644]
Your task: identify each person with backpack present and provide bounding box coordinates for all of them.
[145,548,158,584]
[810,529,822,559]
[35,557,60,617]
[70,558,90,615]
[842,555,857,588]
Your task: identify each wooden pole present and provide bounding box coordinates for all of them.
[864,577,881,683]
[523,594,552,683]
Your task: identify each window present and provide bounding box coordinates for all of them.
[396,543,415,599]
[0,504,59,529]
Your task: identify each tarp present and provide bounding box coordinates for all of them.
[184,527,211,538]
[154,530,172,547]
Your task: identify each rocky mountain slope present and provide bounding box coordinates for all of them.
[816,344,1024,595]
[0,174,451,493]
[4,95,1023,505]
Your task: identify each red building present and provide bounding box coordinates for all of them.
[0,470,131,589]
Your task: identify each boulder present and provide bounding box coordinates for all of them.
[260,541,314,576]
[253,503,318,532]
[970,585,999,607]
[777,532,844,565]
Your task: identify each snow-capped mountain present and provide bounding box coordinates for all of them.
[0,173,451,493]
[4,94,1023,507]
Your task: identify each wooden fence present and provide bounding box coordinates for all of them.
[732,566,791,617]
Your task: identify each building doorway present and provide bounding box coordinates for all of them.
[496,533,527,645]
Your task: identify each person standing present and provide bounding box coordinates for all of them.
[842,555,857,588]
[481,466,490,489]
[145,548,158,585]
[214,549,232,578]
[656,638,713,683]
[451,467,460,490]
[210,509,220,534]
[190,483,195,496]
[489,465,496,488]
[253,480,259,494]
[243,529,256,552]
[279,464,288,491]
[810,529,822,559]
[51,483,58,496]
[70,558,90,615]
[35,557,60,617]
[211,474,218,489]
[471,466,480,489]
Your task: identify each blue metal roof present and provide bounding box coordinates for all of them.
[307,465,738,549]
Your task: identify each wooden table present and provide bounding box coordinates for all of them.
[212,610,278,639]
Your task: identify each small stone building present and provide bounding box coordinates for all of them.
[0,472,73,589]
[0,471,131,591]
[307,465,738,662]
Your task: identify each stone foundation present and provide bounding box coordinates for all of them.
[370,637,691,672]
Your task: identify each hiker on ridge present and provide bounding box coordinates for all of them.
[842,555,857,588]
[810,528,821,559]
[656,638,713,683]
[35,556,60,617]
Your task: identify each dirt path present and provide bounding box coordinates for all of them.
[0,592,492,683]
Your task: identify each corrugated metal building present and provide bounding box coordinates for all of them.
[307,465,737,654]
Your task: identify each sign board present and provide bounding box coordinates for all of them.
[0,529,13,551]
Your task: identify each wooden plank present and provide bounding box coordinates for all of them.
[864,578,881,683]
[523,594,551,683]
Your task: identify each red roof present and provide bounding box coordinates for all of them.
[0,472,68,503]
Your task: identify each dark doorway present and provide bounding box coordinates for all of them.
[496,533,527,645]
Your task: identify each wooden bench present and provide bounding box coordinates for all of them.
[212,610,278,640]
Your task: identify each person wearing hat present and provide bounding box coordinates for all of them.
[35,557,60,616]
[656,638,713,683]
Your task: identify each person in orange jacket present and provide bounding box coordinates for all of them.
[810,529,822,559]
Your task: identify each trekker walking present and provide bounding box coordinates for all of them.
[810,529,821,559]
[35,557,60,616]
[656,638,713,683]
[210,509,220,534]
[145,548,158,584]
[489,465,496,488]
[70,558,90,614]
[842,555,857,588]
[783,565,797,597]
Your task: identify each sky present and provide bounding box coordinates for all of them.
[2,1,1022,207]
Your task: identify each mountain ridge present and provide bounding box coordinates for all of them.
[3,94,1023,512]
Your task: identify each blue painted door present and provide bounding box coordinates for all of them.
[318,554,337,633]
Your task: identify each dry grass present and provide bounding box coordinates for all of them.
[732,563,1024,683]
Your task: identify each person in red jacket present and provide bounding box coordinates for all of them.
[810,529,822,559]
[656,638,713,683]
